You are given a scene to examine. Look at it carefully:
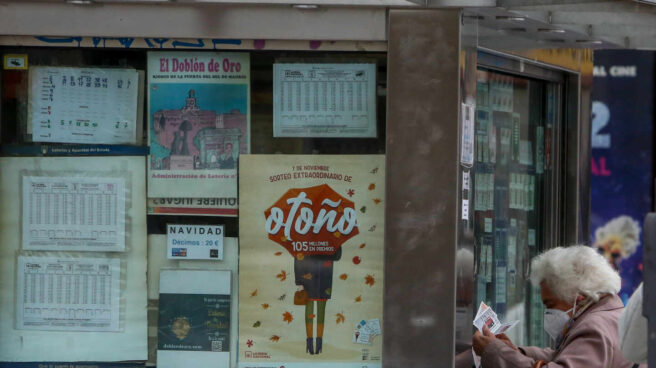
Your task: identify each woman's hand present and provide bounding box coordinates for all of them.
[473,325,496,356]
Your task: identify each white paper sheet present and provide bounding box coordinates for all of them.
[1,156,148,362]
[16,256,121,332]
[29,66,139,144]
[461,103,475,167]
[22,176,126,252]
[273,63,377,138]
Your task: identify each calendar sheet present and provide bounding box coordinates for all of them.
[16,256,121,332]
[273,63,377,138]
[22,176,126,252]
[29,66,139,144]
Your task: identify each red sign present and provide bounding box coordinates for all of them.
[264,184,359,256]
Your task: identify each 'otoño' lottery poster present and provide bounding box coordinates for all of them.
[239,155,384,368]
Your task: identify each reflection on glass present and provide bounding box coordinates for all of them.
[473,69,559,348]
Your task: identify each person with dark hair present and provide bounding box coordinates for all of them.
[219,142,235,169]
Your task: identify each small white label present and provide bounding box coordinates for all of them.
[528,229,536,246]
[484,217,493,233]
[167,224,224,260]
[463,170,470,191]
[462,199,470,220]
[461,103,475,167]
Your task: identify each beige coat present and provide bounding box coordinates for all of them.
[481,295,635,368]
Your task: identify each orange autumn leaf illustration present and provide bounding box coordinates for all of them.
[336,313,346,324]
[276,270,287,281]
[283,311,293,324]
[274,252,283,256]
[339,273,348,280]
[296,253,305,260]
[280,235,288,242]
[270,335,280,342]
[355,295,362,303]
[250,289,258,297]
[308,314,316,319]
[333,232,341,238]
[365,274,375,287]
[368,183,376,191]
[359,243,366,249]
[261,303,270,310]
[302,273,313,280]
[373,198,382,204]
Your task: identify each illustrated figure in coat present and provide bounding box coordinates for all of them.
[294,247,342,355]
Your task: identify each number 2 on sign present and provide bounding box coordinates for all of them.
[591,101,611,149]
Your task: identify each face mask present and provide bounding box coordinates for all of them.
[543,308,572,341]
[543,297,579,341]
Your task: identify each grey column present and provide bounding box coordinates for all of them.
[385,9,461,368]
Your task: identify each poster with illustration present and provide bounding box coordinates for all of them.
[239,155,384,368]
[590,50,654,303]
[147,51,249,199]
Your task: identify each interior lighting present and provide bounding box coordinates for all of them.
[538,28,566,33]
[496,16,526,22]
[292,4,320,9]
[576,39,603,44]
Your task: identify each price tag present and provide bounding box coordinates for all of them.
[167,224,224,260]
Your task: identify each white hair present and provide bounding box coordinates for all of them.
[530,245,621,302]
[594,215,641,256]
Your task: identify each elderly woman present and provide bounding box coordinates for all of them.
[471,245,635,368]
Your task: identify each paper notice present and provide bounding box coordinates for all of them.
[22,176,126,252]
[16,256,121,331]
[461,103,476,167]
[273,63,377,138]
[29,66,139,144]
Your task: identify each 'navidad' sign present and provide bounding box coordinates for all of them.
[167,224,224,260]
